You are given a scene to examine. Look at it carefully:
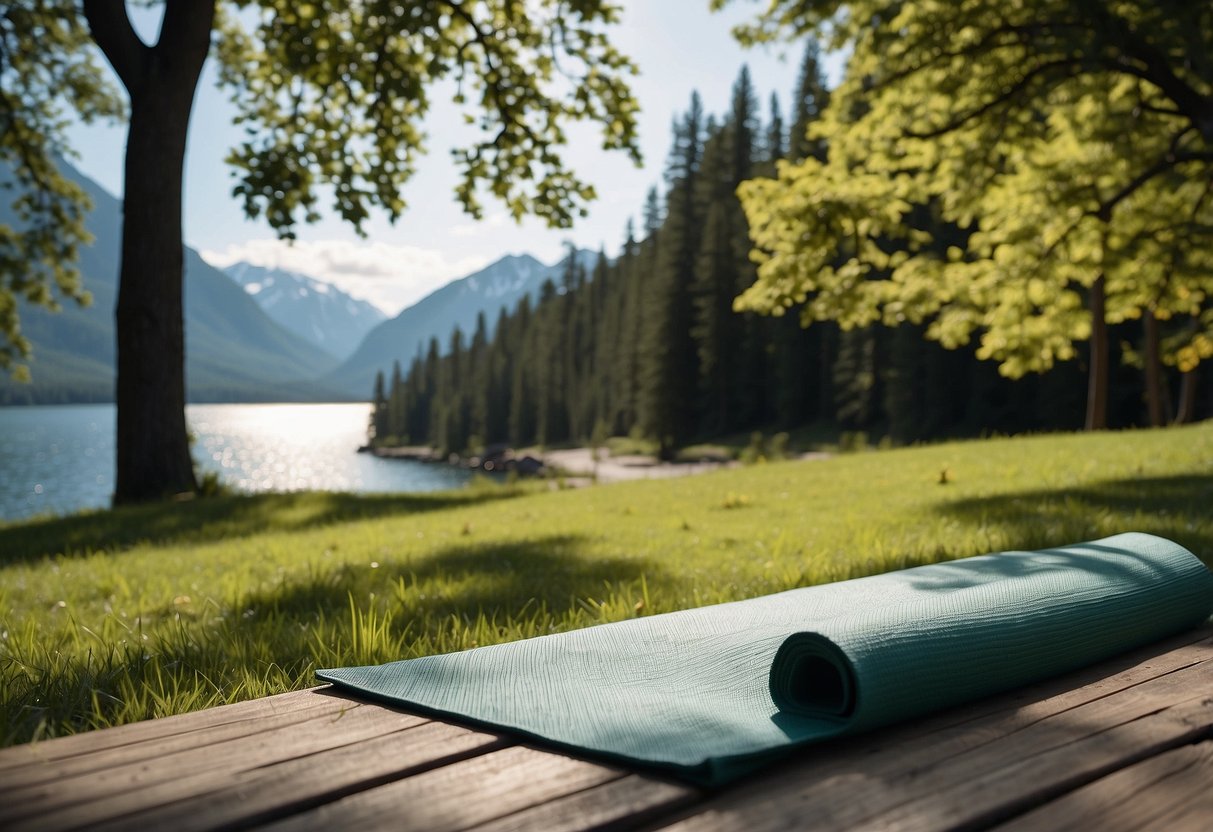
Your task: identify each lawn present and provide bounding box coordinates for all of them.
[2,423,1212,746]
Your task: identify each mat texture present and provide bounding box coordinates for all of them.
[319,532,1213,784]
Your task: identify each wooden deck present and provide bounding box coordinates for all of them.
[2,624,1211,831]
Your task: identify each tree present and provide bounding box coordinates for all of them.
[0,4,117,378]
[4,0,640,503]
[720,0,1213,430]
[787,38,829,164]
[640,93,704,456]
[369,369,387,441]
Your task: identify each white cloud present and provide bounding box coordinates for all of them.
[201,239,488,316]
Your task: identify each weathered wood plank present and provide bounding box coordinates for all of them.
[4,626,1209,832]
[33,721,511,832]
[653,631,1213,832]
[0,698,426,826]
[466,773,702,832]
[0,687,337,771]
[867,690,1213,831]
[997,740,1213,832]
[260,745,626,832]
[0,694,361,791]
[1149,797,1213,832]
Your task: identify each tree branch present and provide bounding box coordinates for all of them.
[1095,4,1213,143]
[81,0,147,92]
[1096,147,1213,223]
[904,59,1082,140]
[156,1,215,84]
[870,19,1087,93]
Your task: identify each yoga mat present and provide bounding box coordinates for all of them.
[318,532,1213,785]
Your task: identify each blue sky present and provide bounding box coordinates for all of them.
[66,3,841,315]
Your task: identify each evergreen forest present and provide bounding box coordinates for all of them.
[369,46,1210,458]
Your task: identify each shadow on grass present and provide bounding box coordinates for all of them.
[230,533,670,633]
[1,533,671,745]
[0,486,525,565]
[934,473,1213,565]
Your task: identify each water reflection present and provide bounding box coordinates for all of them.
[0,403,480,521]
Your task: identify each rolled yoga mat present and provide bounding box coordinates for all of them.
[318,532,1213,785]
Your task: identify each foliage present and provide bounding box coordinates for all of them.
[372,58,1211,452]
[1,1,641,373]
[213,0,641,236]
[721,0,1213,383]
[3,421,1212,745]
[5,1,644,505]
[0,1,122,376]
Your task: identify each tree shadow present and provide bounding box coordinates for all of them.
[0,486,525,565]
[933,473,1213,566]
[227,533,670,632]
[3,533,675,745]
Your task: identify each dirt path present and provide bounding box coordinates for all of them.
[538,447,829,484]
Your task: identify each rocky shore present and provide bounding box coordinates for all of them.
[357,443,546,475]
[357,442,773,485]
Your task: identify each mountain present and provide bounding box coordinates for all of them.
[0,160,344,404]
[224,262,387,361]
[325,249,598,398]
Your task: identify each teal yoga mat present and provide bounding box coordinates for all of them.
[319,533,1213,785]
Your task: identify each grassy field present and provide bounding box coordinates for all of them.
[2,423,1212,746]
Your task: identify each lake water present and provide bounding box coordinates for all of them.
[0,403,479,521]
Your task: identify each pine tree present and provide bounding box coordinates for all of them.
[370,370,389,443]
[641,93,705,456]
[766,92,785,165]
[509,296,537,445]
[789,40,830,163]
[486,307,513,444]
[468,311,490,450]
[419,338,440,445]
[612,218,644,433]
[387,360,405,441]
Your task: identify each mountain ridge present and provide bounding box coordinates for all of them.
[324,248,600,398]
[223,261,387,362]
[0,160,346,404]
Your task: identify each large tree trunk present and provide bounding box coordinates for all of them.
[1085,275,1108,431]
[85,2,215,504]
[1142,308,1165,428]
[113,87,198,503]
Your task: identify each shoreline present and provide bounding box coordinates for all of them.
[361,443,829,485]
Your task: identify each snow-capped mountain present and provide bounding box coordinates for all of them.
[0,160,343,405]
[224,262,388,361]
[325,249,599,397]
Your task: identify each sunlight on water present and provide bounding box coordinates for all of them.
[0,403,479,521]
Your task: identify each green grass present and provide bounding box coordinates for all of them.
[3,424,1212,746]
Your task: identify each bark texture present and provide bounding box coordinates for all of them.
[84,1,215,503]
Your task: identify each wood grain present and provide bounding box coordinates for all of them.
[1,698,426,827]
[996,740,1213,832]
[0,687,340,772]
[654,631,1213,832]
[467,773,702,832]
[870,688,1213,831]
[0,695,361,792]
[3,627,1210,832]
[260,745,626,832]
[63,721,510,832]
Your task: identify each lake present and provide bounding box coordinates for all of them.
[0,403,480,522]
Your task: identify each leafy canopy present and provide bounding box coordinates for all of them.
[0,2,122,377]
[717,0,1213,376]
[0,0,641,373]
